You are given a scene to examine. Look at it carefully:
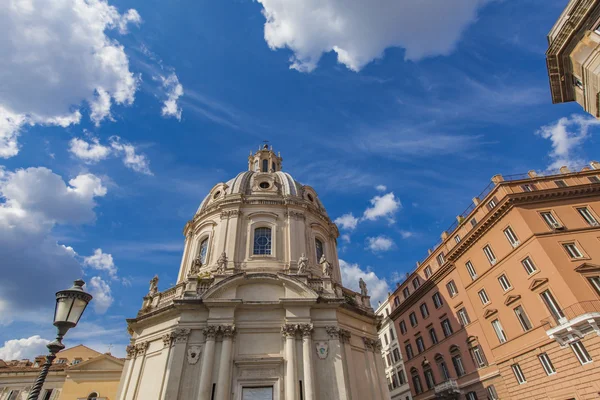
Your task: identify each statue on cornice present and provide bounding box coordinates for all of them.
[359,278,368,297]
[320,254,332,278]
[189,257,202,276]
[297,253,308,275]
[149,275,159,296]
[216,251,228,274]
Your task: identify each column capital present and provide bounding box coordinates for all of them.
[299,323,313,338]
[281,323,298,338]
[362,337,381,352]
[162,328,191,347]
[220,325,236,339]
[325,326,341,339]
[126,345,136,359]
[339,328,352,343]
[203,325,218,339]
[134,341,149,357]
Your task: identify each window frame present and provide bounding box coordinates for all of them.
[503,226,520,247]
[436,252,445,266]
[420,302,429,319]
[432,292,443,308]
[483,244,497,265]
[521,256,537,275]
[416,336,425,353]
[478,288,490,305]
[538,352,556,375]
[454,234,461,244]
[465,260,477,280]
[571,340,593,365]
[498,274,512,291]
[429,328,438,345]
[576,206,599,226]
[409,312,418,327]
[441,319,453,337]
[424,368,436,390]
[470,344,487,368]
[562,242,584,259]
[399,320,407,335]
[514,305,533,332]
[405,344,414,360]
[511,363,527,384]
[424,265,432,278]
[446,280,458,297]
[403,287,410,299]
[540,289,565,321]
[587,276,600,297]
[451,354,465,377]
[554,179,567,188]
[412,277,421,290]
[540,211,561,229]
[487,385,499,400]
[457,307,471,326]
[315,238,324,263]
[491,319,507,344]
[252,226,273,256]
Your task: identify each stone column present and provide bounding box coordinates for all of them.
[216,325,236,400]
[299,324,315,400]
[198,326,218,400]
[282,324,298,400]
[363,338,384,400]
[325,326,351,399]
[160,329,190,400]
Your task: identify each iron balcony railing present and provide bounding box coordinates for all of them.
[541,300,600,329]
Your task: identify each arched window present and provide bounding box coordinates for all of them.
[410,368,423,395]
[315,238,324,261]
[254,160,259,172]
[435,353,450,380]
[198,238,209,264]
[262,159,268,172]
[253,227,272,255]
[87,393,98,400]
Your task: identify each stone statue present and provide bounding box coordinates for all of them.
[320,255,332,277]
[216,251,228,274]
[359,278,368,297]
[297,253,308,275]
[189,257,202,276]
[149,275,159,296]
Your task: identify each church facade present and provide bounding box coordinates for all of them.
[116,146,390,400]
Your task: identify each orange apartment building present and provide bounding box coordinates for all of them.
[388,162,600,400]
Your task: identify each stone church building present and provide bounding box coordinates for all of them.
[116,146,389,400]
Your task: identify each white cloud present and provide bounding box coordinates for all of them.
[340,259,389,305]
[334,213,359,231]
[375,185,387,192]
[536,114,600,170]
[399,230,413,239]
[367,235,395,252]
[69,135,152,175]
[88,276,114,314]
[84,249,117,279]
[0,336,50,361]
[160,73,184,120]
[256,0,489,72]
[0,0,141,157]
[341,234,351,243]
[362,192,401,223]
[0,167,106,323]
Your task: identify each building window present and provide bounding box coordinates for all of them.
[391,373,398,388]
[514,305,533,331]
[412,277,421,290]
[483,245,497,265]
[253,227,272,255]
[487,385,499,400]
[429,328,438,345]
[7,391,21,400]
[541,211,561,229]
[424,266,432,278]
[262,159,268,172]
[498,274,512,291]
[198,238,209,264]
[405,344,414,360]
[398,369,407,385]
[411,370,423,394]
[424,368,436,390]
[384,333,389,345]
[446,280,458,297]
[432,292,443,308]
[403,287,410,299]
[436,252,445,266]
[420,303,429,318]
[436,355,451,380]
[588,276,600,296]
[541,290,565,321]
[457,308,471,326]
[454,234,461,243]
[315,239,324,262]
[555,180,567,188]
[393,348,401,363]
[571,340,593,365]
[465,261,477,280]
[409,312,418,327]
[470,345,487,368]
[504,226,519,247]
[386,353,392,367]
[521,184,536,192]
[470,217,477,227]
[589,176,600,183]
[394,296,400,307]
[492,319,507,343]
[563,242,584,259]
[478,288,490,305]
[400,320,407,335]
[466,391,478,400]
[538,353,556,375]
[389,327,395,340]
[521,256,537,275]
[416,337,425,353]
[254,160,259,171]
[452,354,465,377]
[511,363,527,384]
[441,319,453,337]
[487,197,497,210]
[42,390,54,400]
[577,206,599,226]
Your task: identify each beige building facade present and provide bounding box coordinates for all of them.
[0,345,124,400]
[117,146,389,400]
[547,0,600,117]
[389,162,600,399]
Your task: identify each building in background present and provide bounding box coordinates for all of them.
[389,162,600,399]
[0,345,124,400]
[376,298,412,400]
[546,0,600,117]
[117,146,389,400]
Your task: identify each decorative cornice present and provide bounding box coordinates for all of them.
[529,277,549,291]
[483,309,498,319]
[220,210,242,219]
[504,295,521,306]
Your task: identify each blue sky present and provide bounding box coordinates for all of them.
[1,0,598,359]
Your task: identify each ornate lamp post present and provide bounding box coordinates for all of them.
[27,280,93,400]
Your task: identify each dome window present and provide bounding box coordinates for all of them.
[259,182,270,189]
[315,238,324,261]
[254,160,259,172]
[213,191,221,199]
[253,227,272,255]
[307,194,314,202]
[262,159,268,172]
[198,238,209,264]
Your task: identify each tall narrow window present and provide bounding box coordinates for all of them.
[521,184,536,192]
[437,357,450,380]
[424,368,435,390]
[504,226,519,247]
[457,308,471,326]
[577,207,599,226]
[393,348,401,363]
[262,159,268,172]
[254,160,259,172]
[432,292,443,308]
[514,305,533,331]
[589,176,600,183]
[315,239,324,261]
[384,334,389,345]
[478,289,490,305]
[389,328,395,340]
[398,369,406,385]
[470,218,477,227]
[538,353,556,375]
[411,370,423,394]
[498,274,512,291]
[412,277,421,290]
[454,234,461,243]
[487,197,497,210]
[466,392,478,400]
[541,211,561,229]
[470,345,487,368]
[399,320,407,335]
[521,257,537,275]
[403,287,410,299]
[416,337,425,353]
[198,238,209,264]
[424,266,432,278]
[436,252,445,266]
[272,162,276,172]
[42,390,54,400]
[555,180,567,188]
[420,303,429,318]
[465,261,477,280]
[429,328,438,345]
[394,297,400,307]
[483,245,497,265]
[405,344,414,360]
[446,280,458,297]
[540,290,565,321]
[487,385,499,400]
[570,340,593,365]
[253,227,272,255]
[588,276,600,296]
[441,319,453,337]
[409,312,418,327]
[563,242,584,259]
[511,364,526,384]
[452,354,465,377]
[491,319,507,343]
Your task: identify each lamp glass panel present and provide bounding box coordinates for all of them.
[67,298,88,324]
[54,297,74,324]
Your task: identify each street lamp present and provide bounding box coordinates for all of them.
[27,279,93,400]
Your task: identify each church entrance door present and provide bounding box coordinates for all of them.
[241,386,273,400]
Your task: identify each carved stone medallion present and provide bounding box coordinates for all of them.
[187,345,201,364]
[315,341,329,359]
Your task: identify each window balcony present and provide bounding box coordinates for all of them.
[541,300,600,346]
[434,379,461,399]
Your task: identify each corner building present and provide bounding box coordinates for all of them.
[116,146,389,400]
[389,163,600,400]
